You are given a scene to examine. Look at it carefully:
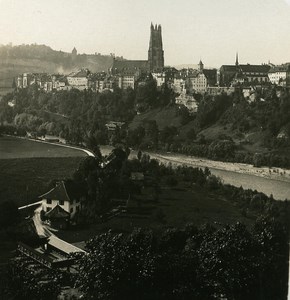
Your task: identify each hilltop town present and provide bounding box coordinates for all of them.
[12,23,290,116]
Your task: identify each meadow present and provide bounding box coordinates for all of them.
[57,182,256,244]
[0,136,86,206]
[0,136,87,159]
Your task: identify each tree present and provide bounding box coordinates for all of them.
[77,229,156,300]
[137,150,142,161]
[186,128,196,140]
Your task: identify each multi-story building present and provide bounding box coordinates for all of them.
[67,69,90,90]
[268,64,290,87]
[219,54,270,86]
[187,62,208,94]
[118,72,136,90]
[172,61,217,94]
[152,72,166,88]
[52,75,68,91]
[173,76,186,93]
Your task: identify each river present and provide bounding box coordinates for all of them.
[83,145,290,201]
[143,151,290,201]
[209,168,290,201]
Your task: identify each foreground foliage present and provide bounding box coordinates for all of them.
[76,219,288,300]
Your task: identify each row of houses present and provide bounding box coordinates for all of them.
[16,69,137,93]
[219,55,290,87]
[16,58,290,96]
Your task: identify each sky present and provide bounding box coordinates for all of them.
[0,0,290,67]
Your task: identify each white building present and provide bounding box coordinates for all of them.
[67,69,90,90]
[173,77,186,93]
[175,91,198,112]
[118,73,135,89]
[152,72,166,88]
[187,72,207,94]
[40,181,84,218]
[268,64,290,87]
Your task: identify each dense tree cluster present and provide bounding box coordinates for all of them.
[75,218,288,300]
[2,255,64,300]
[1,83,290,168]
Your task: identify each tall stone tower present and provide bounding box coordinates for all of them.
[148,23,164,72]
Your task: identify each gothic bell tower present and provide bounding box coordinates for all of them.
[148,23,164,72]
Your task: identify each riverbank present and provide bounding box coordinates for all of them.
[147,151,290,184]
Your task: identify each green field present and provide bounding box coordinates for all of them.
[0,157,84,206]
[57,183,255,244]
[0,136,87,159]
[0,136,87,206]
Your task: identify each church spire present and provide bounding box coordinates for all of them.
[235,52,239,66]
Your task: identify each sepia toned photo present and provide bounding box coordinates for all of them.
[0,0,290,299]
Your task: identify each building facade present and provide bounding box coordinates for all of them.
[268,64,290,87]
[67,69,90,90]
[110,23,165,77]
[219,54,270,86]
[40,180,84,218]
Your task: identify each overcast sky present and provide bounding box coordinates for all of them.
[1,0,290,67]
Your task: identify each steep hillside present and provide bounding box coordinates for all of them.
[129,106,183,130]
[0,44,114,88]
[127,89,290,168]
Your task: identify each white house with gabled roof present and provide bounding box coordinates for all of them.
[39,180,85,218]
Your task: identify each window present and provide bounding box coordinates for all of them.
[59,200,64,206]
[47,198,52,204]
[76,205,80,212]
[70,207,74,213]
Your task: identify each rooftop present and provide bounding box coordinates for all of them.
[39,180,86,203]
[45,204,70,219]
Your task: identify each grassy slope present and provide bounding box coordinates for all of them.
[0,136,87,205]
[129,106,182,130]
[0,157,83,206]
[0,136,87,159]
[129,106,290,162]
[57,182,254,243]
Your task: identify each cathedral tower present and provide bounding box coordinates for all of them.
[148,23,164,71]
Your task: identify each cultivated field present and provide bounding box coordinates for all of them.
[0,136,87,206]
[0,136,87,159]
[0,157,84,206]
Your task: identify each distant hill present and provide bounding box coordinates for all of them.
[174,64,217,70]
[0,44,116,88]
